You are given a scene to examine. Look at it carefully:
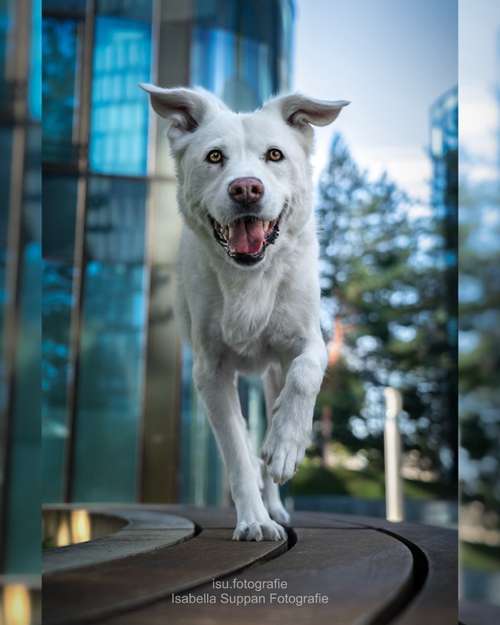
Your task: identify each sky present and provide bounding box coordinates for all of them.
[459,0,500,182]
[293,0,458,201]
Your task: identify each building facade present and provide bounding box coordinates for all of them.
[430,87,458,276]
[429,86,458,478]
[430,86,458,347]
[42,0,294,506]
[0,0,41,579]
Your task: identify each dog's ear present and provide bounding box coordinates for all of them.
[139,84,226,147]
[268,93,350,129]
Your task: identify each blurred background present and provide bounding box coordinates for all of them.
[40,0,460,531]
[459,0,500,607]
[1,0,41,621]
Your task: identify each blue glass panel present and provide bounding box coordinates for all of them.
[42,176,78,502]
[0,129,12,416]
[5,126,41,574]
[6,243,41,573]
[72,177,147,501]
[89,15,152,175]
[191,0,285,111]
[29,0,41,120]
[0,0,13,109]
[42,16,80,163]
[179,345,225,505]
[43,0,86,11]
[192,27,237,96]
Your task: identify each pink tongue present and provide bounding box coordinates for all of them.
[228,219,265,254]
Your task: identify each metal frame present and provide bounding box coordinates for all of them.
[136,0,161,503]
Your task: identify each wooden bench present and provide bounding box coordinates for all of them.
[42,503,467,624]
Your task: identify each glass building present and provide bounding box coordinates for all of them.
[0,0,41,614]
[429,86,458,479]
[42,0,294,507]
[430,87,458,343]
[430,88,458,255]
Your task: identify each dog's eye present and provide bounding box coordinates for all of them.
[266,148,284,162]
[206,149,223,164]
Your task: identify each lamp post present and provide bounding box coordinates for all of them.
[384,387,404,522]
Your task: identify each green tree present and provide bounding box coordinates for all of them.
[316,134,456,483]
[459,180,500,513]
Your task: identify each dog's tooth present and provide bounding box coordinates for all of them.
[263,220,269,231]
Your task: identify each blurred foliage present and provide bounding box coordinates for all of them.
[317,359,368,453]
[316,134,457,484]
[461,542,500,573]
[459,180,500,515]
[291,456,454,500]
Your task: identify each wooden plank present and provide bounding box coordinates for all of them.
[391,524,457,625]
[97,528,414,625]
[43,504,194,529]
[288,510,370,529]
[294,512,457,625]
[43,508,195,574]
[43,529,287,625]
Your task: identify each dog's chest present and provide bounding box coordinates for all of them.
[218,275,278,356]
[218,275,305,364]
[220,295,271,354]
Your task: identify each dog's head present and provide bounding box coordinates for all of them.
[141,84,349,269]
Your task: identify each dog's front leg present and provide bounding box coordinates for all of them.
[262,333,327,484]
[193,357,286,541]
[262,364,290,525]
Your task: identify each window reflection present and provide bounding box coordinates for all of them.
[191,0,286,112]
[5,125,42,574]
[42,17,81,163]
[72,177,147,501]
[0,130,12,415]
[42,176,78,502]
[90,13,152,174]
[1,0,41,578]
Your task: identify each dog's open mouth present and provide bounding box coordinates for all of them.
[209,213,281,266]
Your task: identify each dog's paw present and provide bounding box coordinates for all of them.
[232,518,287,542]
[267,502,291,526]
[261,428,308,485]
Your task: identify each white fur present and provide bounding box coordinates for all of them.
[141,84,349,541]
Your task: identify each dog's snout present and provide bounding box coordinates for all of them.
[228,177,264,205]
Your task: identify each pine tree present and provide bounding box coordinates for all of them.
[459,180,500,511]
[316,134,456,482]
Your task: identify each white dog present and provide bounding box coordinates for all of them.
[141,84,349,541]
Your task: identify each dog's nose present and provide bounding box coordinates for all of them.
[228,177,264,204]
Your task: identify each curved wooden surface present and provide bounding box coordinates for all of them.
[43,504,457,625]
[43,505,195,574]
